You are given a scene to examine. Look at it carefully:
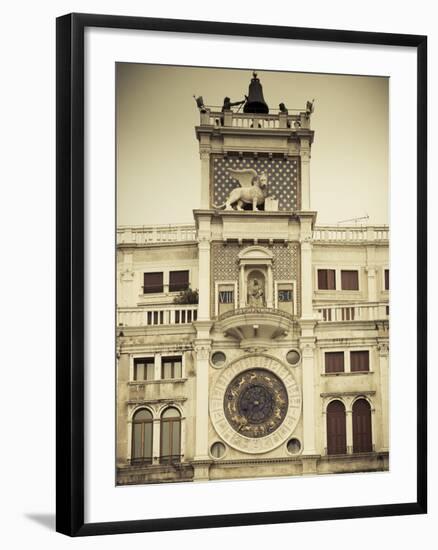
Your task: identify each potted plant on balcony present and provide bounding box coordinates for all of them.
[173,288,199,305]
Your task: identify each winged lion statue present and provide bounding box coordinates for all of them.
[212,168,269,211]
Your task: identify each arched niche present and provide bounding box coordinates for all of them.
[238,246,273,308]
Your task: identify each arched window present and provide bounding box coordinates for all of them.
[352,399,373,453]
[326,400,347,455]
[131,409,153,464]
[160,407,181,464]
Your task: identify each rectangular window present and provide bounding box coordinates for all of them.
[219,290,234,304]
[278,289,293,302]
[161,356,182,379]
[318,269,336,290]
[384,269,389,290]
[341,270,359,290]
[350,350,370,372]
[143,272,163,294]
[169,270,189,292]
[325,351,345,373]
[133,358,155,381]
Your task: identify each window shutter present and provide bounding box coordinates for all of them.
[352,399,372,452]
[161,356,182,379]
[327,269,336,289]
[169,270,189,292]
[350,350,370,372]
[318,269,336,290]
[341,270,359,290]
[325,351,344,373]
[143,272,163,293]
[317,269,327,289]
[134,358,155,381]
[385,269,389,290]
[326,401,347,455]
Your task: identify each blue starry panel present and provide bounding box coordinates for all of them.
[212,156,300,211]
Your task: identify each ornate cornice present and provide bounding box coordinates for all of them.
[320,390,376,398]
[127,397,187,406]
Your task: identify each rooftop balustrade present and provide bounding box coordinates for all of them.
[117,224,389,245]
[198,108,309,130]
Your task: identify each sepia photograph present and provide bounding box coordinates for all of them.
[115,64,389,486]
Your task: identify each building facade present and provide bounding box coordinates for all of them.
[116,74,389,485]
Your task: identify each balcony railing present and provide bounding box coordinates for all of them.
[118,305,198,327]
[117,224,389,245]
[201,110,305,130]
[313,226,389,243]
[117,224,197,245]
[316,302,389,322]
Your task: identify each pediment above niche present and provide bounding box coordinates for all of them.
[238,245,273,261]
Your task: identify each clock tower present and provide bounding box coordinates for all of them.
[192,72,318,478]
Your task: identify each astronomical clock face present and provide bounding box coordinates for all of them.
[224,369,288,438]
[210,355,301,454]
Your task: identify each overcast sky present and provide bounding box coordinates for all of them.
[116,64,388,226]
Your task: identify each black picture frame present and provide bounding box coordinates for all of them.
[56,12,427,537]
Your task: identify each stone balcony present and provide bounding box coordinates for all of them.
[117,224,197,246]
[118,305,198,327]
[315,302,389,322]
[127,379,188,404]
[216,307,296,344]
[313,226,389,245]
[117,223,389,246]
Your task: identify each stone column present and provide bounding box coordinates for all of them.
[301,240,313,318]
[192,331,213,483]
[366,267,377,302]
[300,139,311,210]
[378,342,389,451]
[239,265,246,308]
[371,406,377,452]
[346,410,353,454]
[321,410,327,455]
[116,353,130,465]
[266,264,273,308]
[300,321,317,456]
[119,252,134,307]
[197,217,211,320]
[200,151,210,209]
[223,109,232,127]
[154,353,161,381]
[193,340,211,462]
[152,418,161,464]
[299,213,314,320]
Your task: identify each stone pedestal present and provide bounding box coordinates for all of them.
[192,460,212,482]
[378,341,389,451]
[193,322,213,461]
[301,457,318,475]
[300,320,317,456]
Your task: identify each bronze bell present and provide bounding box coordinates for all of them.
[243,72,269,114]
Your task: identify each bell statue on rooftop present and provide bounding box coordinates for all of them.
[243,72,269,114]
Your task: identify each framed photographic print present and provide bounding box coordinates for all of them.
[56,13,427,536]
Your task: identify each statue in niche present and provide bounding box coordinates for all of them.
[247,277,265,308]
